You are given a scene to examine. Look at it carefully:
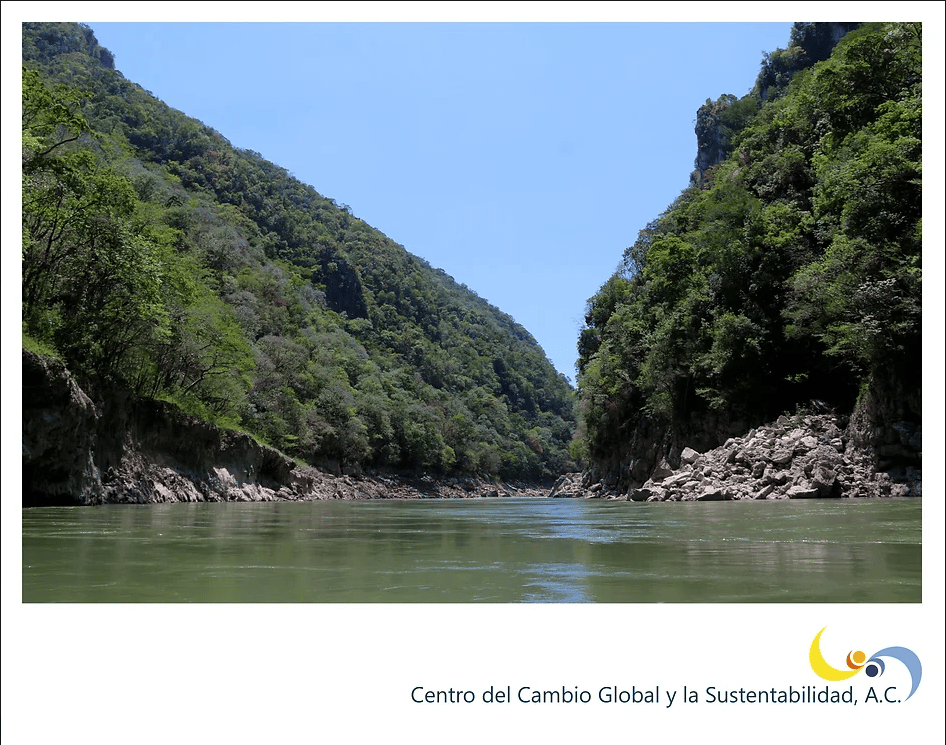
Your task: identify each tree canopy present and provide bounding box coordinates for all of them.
[574,23,920,478]
[21,23,577,482]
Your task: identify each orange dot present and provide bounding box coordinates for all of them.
[852,650,866,665]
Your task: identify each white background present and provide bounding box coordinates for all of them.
[8,604,945,744]
[3,4,944,744]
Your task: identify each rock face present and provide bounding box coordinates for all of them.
[845,365,922,480]
[573,413,919,502]
[22,350,920,506]
[22,350,548,506]
[692,94,736,182]
[23,351,103,505]
[23,349,300,505]
[318,248,369,321]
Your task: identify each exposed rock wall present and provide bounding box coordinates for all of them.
[580,406,757,495]
[22,349,920,506]
[628,413,919,502]
[845,365,922,478]
[691,23,860,185]
[556,410,920,501]
[317,248,369,320]
[22,349,546,506]
[23,351,103,505]
[22,349,302,505]
[692,94,737,183]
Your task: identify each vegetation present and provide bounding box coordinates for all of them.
[25,22,920,487]
[575,23,921,474]
[21,22,576,482]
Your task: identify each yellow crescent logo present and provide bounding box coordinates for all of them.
[809,627,863,681]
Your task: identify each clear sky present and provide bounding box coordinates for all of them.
[80,15,799,381]
[6,4,941,381]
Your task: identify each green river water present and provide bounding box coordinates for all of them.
[21,497,921,603]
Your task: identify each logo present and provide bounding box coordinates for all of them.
[809,627,922,700]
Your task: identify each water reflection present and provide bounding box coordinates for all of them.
[22,498,921,603]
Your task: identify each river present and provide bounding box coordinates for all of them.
[21,497,920,602]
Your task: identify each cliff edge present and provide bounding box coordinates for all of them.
[22,349,546,505]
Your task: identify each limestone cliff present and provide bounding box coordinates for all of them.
[23,351,103,505]
[690,22,861,189]
[23,349,299,505]
[21,349,545,505]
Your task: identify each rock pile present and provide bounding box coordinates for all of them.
[23,349,921,506]
[548,472,584,499]
[98,462,547,504]
[548,472,615,499]
[627,413,919,502]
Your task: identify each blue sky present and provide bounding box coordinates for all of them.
[6,4,943,382]
[82,17,797,380]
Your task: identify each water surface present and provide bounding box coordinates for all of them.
[21,497,921,602]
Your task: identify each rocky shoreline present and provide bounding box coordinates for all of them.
[549,412,920,501]
[21,349,550,506]
[23,349,919,506]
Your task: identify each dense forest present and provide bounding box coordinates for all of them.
[22,22,922,493]
[574,22,921,484]
[21,22,577,483]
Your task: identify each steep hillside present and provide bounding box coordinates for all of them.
[690,22,862,190]
[575,22,921,489]
[21,22,576,487]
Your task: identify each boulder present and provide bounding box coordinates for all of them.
[649,460,675,482]
[811,466,838,497]
[696,486,730,501]
[623,412,920,502]
[787,485,821,499]
[629,486,657,502]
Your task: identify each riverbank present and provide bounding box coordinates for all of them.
[550,411,920,501]
[23,349,919,506]
[21,349,551,506]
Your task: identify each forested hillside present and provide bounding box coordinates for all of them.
[21,22,576,482]
[574,22,921,485]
